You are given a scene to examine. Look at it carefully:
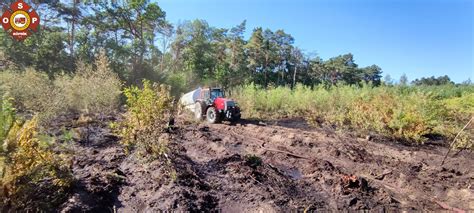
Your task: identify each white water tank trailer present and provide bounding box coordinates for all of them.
[179,87,202,112]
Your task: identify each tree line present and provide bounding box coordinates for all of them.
[0,0,462,94]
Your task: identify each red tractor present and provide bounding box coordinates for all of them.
[181,87,241,123]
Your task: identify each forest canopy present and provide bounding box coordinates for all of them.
[0,0,390,93]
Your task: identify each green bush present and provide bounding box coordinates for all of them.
[1,97,17,144]
[443,93,474,149]
[60,51,122,115]
[0,69,61,114]
[0,100,72,210]
[114,80,174,158]
[165,72,189,97]
[245,154,263,169]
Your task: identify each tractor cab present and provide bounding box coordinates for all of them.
[200,88,225,106]
[201,88,224,101]
[210,88,224,100]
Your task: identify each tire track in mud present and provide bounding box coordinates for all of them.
[174,119,474,211]
[60,120,126,212]
[59,117,474,212]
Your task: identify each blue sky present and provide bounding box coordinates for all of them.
[158,0,473,83]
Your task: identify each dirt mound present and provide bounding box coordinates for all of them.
[55,117,473,212]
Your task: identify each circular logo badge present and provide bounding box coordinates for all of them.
[1,0,40,41]
[10,10,30,31]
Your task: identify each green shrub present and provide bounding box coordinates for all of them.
[0,69,62,114]
[60,51,122,115]
[443,94,474,149]
[166,72,189,97]
[0,105,72,210]
[245,154,263,169]
[1,97,17,144]
[114,80,174,158]
[0,69,67,124]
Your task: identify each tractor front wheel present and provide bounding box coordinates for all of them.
[206,107,221,124]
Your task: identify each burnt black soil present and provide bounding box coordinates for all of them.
[54,116,473,212]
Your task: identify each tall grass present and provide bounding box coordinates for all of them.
[232,83,473,144]
[0,51,121,124]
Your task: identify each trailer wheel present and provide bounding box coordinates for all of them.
[194,102,204,121]
[206,107,221,124]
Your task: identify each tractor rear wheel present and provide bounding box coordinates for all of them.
[194,102,204,121]
[206,107,221,124]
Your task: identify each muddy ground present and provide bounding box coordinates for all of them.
[57,116,473,212]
